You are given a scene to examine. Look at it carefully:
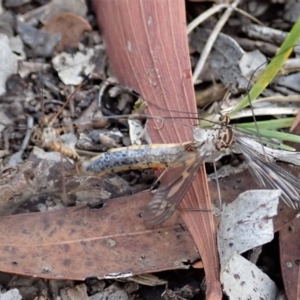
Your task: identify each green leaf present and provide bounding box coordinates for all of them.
[230,16,300,114]
[236,118,295,130]
[236,127,300,144]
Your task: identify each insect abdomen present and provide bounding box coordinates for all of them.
[79,143,195,176]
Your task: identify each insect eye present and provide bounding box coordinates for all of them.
[219,114,230,125]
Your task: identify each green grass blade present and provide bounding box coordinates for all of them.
[236,118,295,130]
[236,127,300,144]
[230,16,300,114]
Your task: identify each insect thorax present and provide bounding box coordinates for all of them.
[193,124,234,152]
[215,125,233,151]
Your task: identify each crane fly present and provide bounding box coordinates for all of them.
[27,76,300,226]
[72,112,300,225]
[74,121,232,225]
[28,80,233,225]
[5,55,300,225]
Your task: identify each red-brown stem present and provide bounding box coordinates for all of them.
[93,1,222,298]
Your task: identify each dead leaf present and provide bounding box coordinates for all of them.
[191,29,267,94]
[0,191,199,279]
[0,34,18,95]
[20,0,88,26]
[16,19,61,58]
[126,274,167,287]
[163,284,200,300]
[218,190,280,269]
[208,168,299,232]
[52,50,94,85]
[221,255,278,299]
[0,288,22,300]
[0,162,35,216]
[60,283,89,300]
[43,12,92,52]
[89,282,130,300]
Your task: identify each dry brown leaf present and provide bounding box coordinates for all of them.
[0,190,198,280]
[42,12,92,52]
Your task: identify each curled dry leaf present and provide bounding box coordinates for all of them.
[42,12,92,52]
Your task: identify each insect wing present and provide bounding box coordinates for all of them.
[143,152,204,226]
[236,139,300,210]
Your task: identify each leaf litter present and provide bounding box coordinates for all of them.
[218,190,280,298]
[1,1,300,297]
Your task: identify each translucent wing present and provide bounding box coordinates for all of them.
[235,138,300,210]
[143,152,205,226]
